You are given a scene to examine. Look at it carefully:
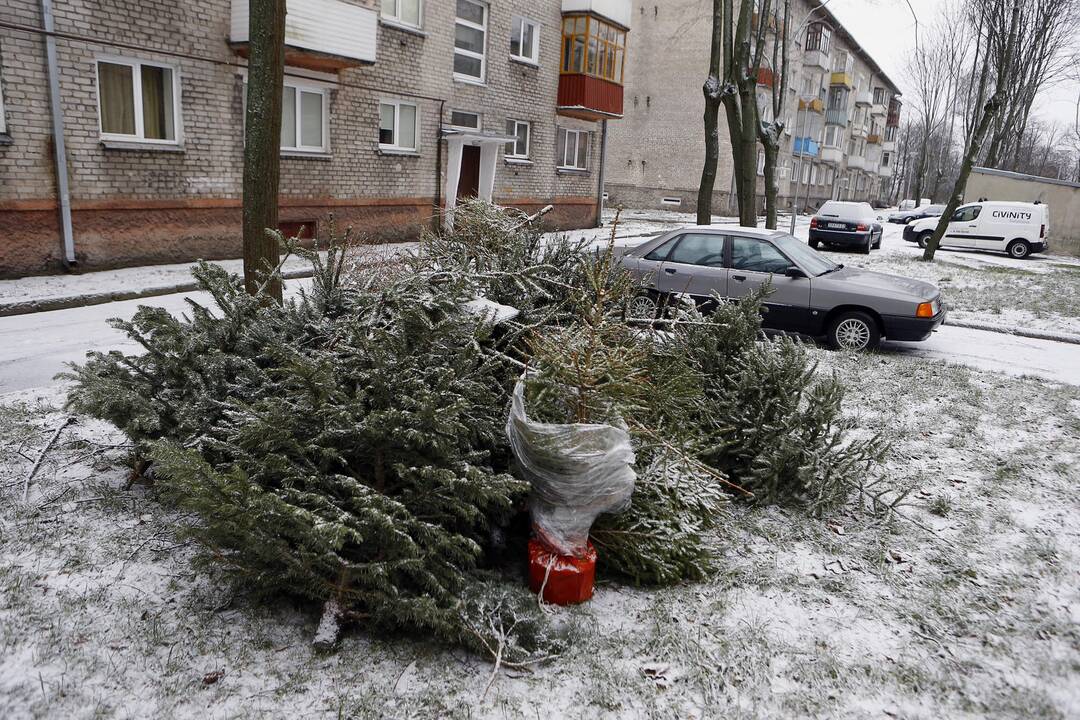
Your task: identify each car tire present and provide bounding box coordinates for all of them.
[827,311,881,352]
[809,238,820,249]
[873,232,882,249]
[627,292,660,320]
[1007,239,1031,259]
[917,231,933,249]
[861,235,872,254]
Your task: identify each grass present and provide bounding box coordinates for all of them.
[2,346,1080,718]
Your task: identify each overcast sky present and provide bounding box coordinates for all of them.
[826,0,1079,128]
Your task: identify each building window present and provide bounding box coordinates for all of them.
[510,16,540,64]
[454,0,488,83]
[450,110,480,129]
[280,80,328,152]
[381,0,422,28]
[96,59,179,143]
[560,15,626,84]
[824,124,843,148]
[505,119,530,159]
[556,127,589,170]
[379,100,418,151]
[882,151,891,167]
[805,22,831,54]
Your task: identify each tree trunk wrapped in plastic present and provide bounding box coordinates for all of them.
[505,380,637,557]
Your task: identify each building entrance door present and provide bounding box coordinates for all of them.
[457,146,481,200]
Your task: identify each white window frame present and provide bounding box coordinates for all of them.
[454,0,488,84]
[95,56,182,145]
[379,99,420,152]
[557,128,589,170]
[505,119,531,159]
[381,0,422,29]
[281,77,330,154]
[510,15,540,65]
[449,109,481,130]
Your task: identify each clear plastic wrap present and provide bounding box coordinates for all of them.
[505,379,637,557]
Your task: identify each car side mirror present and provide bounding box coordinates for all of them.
[785,266,807,279]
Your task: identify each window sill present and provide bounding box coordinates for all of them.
[453,75,486,87]
[378,147,421,157]
[509,56,539,69]
[556,167,589,176]
[100,139,184,153]
[379,18,427,38]
[0,133,12,146]
[504,158,533,166]
[281,150,332,160]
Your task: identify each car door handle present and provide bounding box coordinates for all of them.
[732,274,746,281]
[663,268,677,275]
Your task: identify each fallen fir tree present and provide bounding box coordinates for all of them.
[66,201,887,658]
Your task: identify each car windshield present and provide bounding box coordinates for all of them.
[771,233,838,277]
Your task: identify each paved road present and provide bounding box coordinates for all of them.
[1,285,1078,395]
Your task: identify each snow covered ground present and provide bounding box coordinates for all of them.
[1,207,1079,719]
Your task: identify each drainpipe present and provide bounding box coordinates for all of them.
[432,99,445,234]
[41,0,76,267]
[595,118,608,227]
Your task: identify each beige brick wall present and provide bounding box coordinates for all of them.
[0,0,607,275]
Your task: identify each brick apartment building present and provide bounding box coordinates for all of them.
[0,0,632,277]
[605,0,901,214]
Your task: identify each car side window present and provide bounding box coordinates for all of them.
[644,238,677,261]
[730,237,793,274]
[952,206,981,222]
[664,233,726,267]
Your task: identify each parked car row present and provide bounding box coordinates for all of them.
[620,226,945,351]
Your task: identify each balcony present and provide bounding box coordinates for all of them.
[850,124,866,138]
[830,71,853,87]
[557,74,624,119]
[821,146,843,164]
[793,137,820,156]
[562,0,631,27]
[230,0,377,71]
[871,102,886,117]
[879,165,894,178]
[867,134,882,145]
[756,67,775,88]
[855,90,872,106]
[804,49,829,71]
[882,140,896,152]
[825,108,848,126]
[798,97,824,113]
[847,155,866,170]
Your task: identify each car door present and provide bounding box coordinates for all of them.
[941,206,980,248]
[726,235,813,332]
[654,232,729,299]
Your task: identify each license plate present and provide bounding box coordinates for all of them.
[827,223,846,229]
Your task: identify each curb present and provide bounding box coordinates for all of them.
[0,268,315,318]
[944,317,1080,346]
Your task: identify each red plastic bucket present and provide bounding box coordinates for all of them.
[527,537,596,605]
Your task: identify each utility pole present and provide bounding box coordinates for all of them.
[242,0,287,302]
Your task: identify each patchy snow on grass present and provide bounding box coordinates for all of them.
[2,338,1079,719]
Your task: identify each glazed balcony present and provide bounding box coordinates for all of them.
[558,2,631,120]
[825,109,848,126]
[830,71,854,88]
[821,146,843,164]
[871,102,887,117]
[799,97,824,113]
[230,0,377,71]
[804,48,829,71]
[867,133,882,145]
[847,155,866,170]
[855,90,872,106]
[793,137,820,156]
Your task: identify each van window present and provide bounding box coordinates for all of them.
[951,206,981,222]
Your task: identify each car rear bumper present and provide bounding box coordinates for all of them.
[1031,241,1047,253]
[810,229,874,246]
[882,308,947,342]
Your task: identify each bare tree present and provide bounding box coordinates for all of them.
[923,0,1023,262]
[242,0,287,302]
[755,0,791,229]
[697,0,762,227]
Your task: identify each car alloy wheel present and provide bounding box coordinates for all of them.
[627,293,659,320]
[835,318,872,349]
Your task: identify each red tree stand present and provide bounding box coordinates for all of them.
[528,537,597,605]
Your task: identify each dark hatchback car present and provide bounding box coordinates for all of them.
[888,204,945,224]
[808,201,883,253]
[620,226,946,351]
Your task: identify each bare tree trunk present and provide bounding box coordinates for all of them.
[762,143,779,228]
[242,0,286,302]
[697,0,726,225]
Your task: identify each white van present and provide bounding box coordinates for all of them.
[903,201,1050,258]
[899,199,917,211]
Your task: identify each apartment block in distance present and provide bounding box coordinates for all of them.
[604,0,901,214]
[0,0,632,277]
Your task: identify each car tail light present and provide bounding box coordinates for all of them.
[916,302,935,318]
[856,223,868,232]
[1040,224,1045,238]
[810,217,818,229]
